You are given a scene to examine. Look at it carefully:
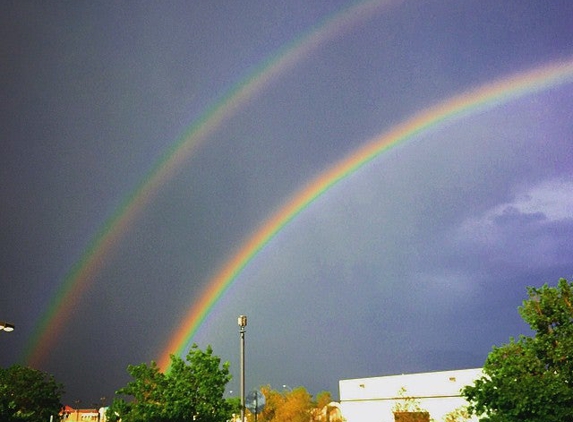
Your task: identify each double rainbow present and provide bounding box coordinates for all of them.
[24,0,396,368]
[157,59,573,369]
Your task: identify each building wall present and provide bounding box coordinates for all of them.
[61,407,107,422]
[339,368,482,422]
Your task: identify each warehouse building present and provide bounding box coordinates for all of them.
[339,368,482,422]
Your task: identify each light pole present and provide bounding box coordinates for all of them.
[0,321,15,332]
[74,400,81,422]
[238,315,247,422]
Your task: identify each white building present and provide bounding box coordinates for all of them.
[339,368,482,422]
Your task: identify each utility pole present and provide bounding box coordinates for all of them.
[238,315,247,422]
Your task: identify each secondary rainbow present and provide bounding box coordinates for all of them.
[23,0,396,368]
[158,58,573,370]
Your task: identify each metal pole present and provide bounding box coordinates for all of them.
[238,315,247,422]
[240,327,245,422]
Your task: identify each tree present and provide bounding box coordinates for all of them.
[107,344,232,422]
[312,391,344,422]
[107,360,167,421]
[463,278,573,421]
[315,390,333,410]
[225,396,241,420]
[0,364,64,422]
[256,385,314,422]
[279,386,313,422]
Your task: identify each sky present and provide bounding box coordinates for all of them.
[1,0,573,406]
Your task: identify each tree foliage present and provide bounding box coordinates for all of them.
[107,344,232,422]
[0,364,64,422]
[253,386,338,422]
[225,396,241,419]
[314,390,334,414]
[256,385,312,422]
[463,278,573,421]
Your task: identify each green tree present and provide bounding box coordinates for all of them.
[463,278,573,421]
[225,396,241,420]
[107,360,167,421]
[107,344,232,422]
[0,364,64,422]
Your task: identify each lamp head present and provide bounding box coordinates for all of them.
[238,315,247,328]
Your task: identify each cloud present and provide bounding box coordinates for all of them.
[500,179,573,223]
[454,178,573,269]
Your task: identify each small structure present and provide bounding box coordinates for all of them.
[310,401,345,422]
[339,368,482,422]
[60,406,108,421]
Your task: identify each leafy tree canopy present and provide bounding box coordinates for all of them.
[257,385,313,422]
[254,386,339,422]
[0,364,64,422]
[315,390,334,410]
[463,278,573,422]
[107,344,232,422]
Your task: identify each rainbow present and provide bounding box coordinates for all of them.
[24,0,396,368]
[157,58,573,370]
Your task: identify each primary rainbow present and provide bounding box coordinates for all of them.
[157,58,573,370]
[24,0,396,368]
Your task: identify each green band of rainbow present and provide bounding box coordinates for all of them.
[157,58,573,370]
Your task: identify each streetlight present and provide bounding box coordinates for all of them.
[238,315,247,422]
[0,321,15,332]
